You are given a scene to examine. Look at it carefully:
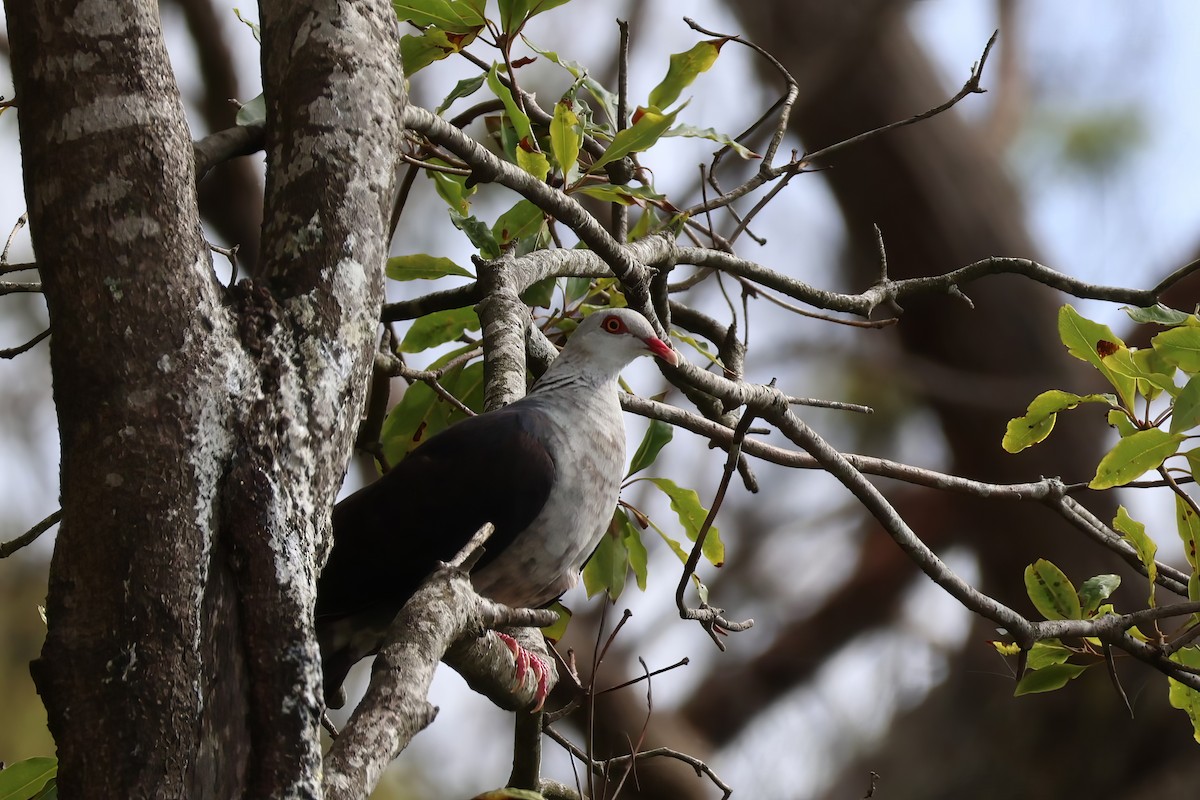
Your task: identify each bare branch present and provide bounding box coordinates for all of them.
[803,30,999,167]
[675,405,757,648]
[0,509,62,558]
[0,328,50,359]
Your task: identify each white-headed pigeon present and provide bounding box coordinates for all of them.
[317,308,678,709]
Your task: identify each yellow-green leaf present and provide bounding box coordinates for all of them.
[1014,663,1090,696]
[1058,304,1135,408]
[647,39,724,110]
[1002,389,1111,453]
[550,99,582,184]
[991,640,1020,657]
[1176,494,1200,571]
[646,477,723,567]
[1172,374,1200,434]
[539,602,571,643]
[1114,505,1158,607]
[1168,646,1200,743]
[1026,640,1073,670]
[486,65,532,142]
[1153,325,1200,372]
[1090,428,1183,489]
[515,146,550,182]
[592,105,681,170]
[386,254,474,281]
[1024,559,1081,620]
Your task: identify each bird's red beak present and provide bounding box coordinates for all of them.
[644,336,679,366]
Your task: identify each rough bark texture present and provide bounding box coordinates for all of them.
[6,0,405,796]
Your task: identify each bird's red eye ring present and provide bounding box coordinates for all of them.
[602,316,626,333]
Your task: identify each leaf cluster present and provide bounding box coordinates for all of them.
[1000,304,1200,738]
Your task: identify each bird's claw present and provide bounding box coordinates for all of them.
[496,632,552,712]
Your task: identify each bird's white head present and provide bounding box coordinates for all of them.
[546,308,678,385]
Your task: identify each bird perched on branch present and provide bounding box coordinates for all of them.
[316,308,678,710]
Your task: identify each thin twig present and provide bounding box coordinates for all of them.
[1,509,62,558]
[805,30,999,167]
[2,212,28,265]
[544,725,733,800]
[1,328,50,359]
[675,403,758,649]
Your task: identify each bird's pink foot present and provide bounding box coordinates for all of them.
[496,632,553,712]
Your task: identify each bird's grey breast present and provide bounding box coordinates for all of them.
[470,386,625,608]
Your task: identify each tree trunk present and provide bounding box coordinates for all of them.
[5,0,405,796]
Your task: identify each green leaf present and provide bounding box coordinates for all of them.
[1168,646,1200,743]
[520,276,556,308]
[1153,325,1200,372]
[436,74,487,114]
[386,254,474,281]
[646,477,723,567]
[401,29,472,75]
[498,0,571,32]
[399,307,480,353]
[497,0,532,32]
[1090,428,1184,489]
[428,162,476,216]
[582,516,628,601]
[392,0,485,32]
[1122,304,1194,326]
[1176,494,1200,571]
[233,8,261,42]
[528,43,619,125]
[486,65,533,142]
[1078,574,1121,617]
[1107,409,1138,438]
[235,93,265,126]
[539,601,572,643]
[621,510,649,591]
[1058,305,1135,408]
[627,418,674,477]
[380,353,481,463]
[1114,505,1158,607]
[1103,346,1179,399]
[515,147,550,182]
[648,39,724,110]
[1026,640,1073,670]
[592,105,681,170]
[1014,663,1090,696]
[1002,389,1112,453]
[663,124,759,159]
[450,211,500,258]
[573,184,665,206]
[550,99,582,183]
[1024,559,1081,620]
[492,199,545,246]
[1172,374,1200,434]
[0,757,57,800]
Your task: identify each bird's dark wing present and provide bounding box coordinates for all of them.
[316,405,558,706]
[316,403,557,625]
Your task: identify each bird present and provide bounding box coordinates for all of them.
[316,307,678,709]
